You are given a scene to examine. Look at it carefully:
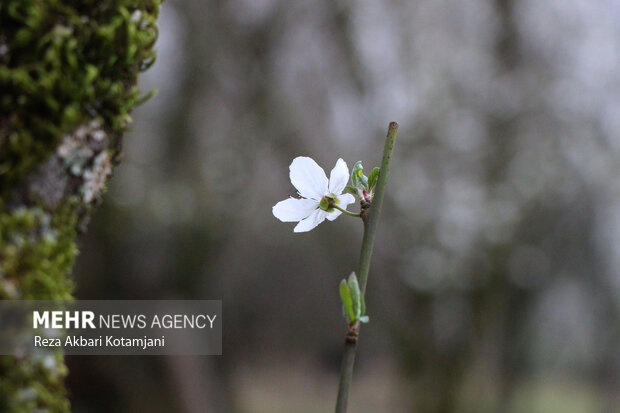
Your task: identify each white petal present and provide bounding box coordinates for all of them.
[328,158,349,195]
[326,209,342,221]
[338,193,356,208]
[273,198,318,222]
[289,157,328,199]
[326,193,356,221]
[294,209,327,232]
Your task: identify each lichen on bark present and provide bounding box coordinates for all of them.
[0,0,161,411]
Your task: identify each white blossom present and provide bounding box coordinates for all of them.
[273,156,356,232]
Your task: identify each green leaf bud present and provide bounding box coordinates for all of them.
[368,167,380,190]
[339,279,355,323]
[350,161,369,192]
[347,272,362,319]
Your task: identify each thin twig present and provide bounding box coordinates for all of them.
[334,122,399,413]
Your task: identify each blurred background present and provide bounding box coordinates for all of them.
[68,0,620,411]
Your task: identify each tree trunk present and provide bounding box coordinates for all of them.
[0,1,161,411]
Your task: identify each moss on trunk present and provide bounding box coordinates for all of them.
[0,0,161,410]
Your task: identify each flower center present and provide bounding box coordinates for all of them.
[319,194,340,212]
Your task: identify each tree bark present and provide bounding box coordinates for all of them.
[0,1,161,411]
